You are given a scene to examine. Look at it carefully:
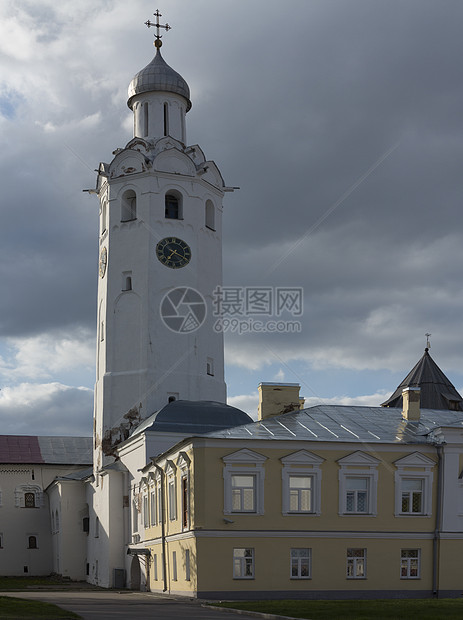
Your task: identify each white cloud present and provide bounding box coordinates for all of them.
[0,328,94,382]
[0,381,92,436]
[228,389,389,420]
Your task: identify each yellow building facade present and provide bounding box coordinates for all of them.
[134,399,463,599]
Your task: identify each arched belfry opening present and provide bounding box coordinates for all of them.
[121,190,137,222]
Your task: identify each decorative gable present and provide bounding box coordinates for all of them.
[394,452,436,470]
[281,449,324,466]
[337,451,380,468]
[222,448,267,464]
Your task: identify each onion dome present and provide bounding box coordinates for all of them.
[127,48,191,111]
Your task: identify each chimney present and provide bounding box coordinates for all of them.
[258,383,303,420]
[402,387,420,421]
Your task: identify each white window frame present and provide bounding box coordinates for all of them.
[150,485,157,526]
[166,460,177,521]
[337,452,379,516]
[15,485,44,509]
[400,549,421,579]
[223,449,267,515]
[281,450,324,516]
[346,548,366,579]
[233,547,254,579]
[143,494,149,528]
[177,452,191,531]
[394,452,435,517]
[290,548,311,579]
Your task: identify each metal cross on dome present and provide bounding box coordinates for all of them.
[145,9,171,48]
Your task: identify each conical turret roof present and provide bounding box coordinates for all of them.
[381,348,463,411]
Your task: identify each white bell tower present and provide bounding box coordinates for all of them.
[93,14,228,469]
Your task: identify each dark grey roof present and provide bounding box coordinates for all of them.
[201,404,463,444]
[127,49,191,111]
[0,435,92,465]
[381,348,463,411]
[134,400,253,436]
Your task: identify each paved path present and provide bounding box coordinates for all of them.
[1,591,258,620]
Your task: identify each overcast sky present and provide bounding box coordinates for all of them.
[1,0,462,435]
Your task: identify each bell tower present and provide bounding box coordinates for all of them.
[93,13,228,469]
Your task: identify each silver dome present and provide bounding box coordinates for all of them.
[127,49,191,111]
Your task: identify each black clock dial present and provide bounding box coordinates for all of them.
[156,237,191,269]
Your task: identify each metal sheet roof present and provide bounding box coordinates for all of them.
[203,405,463,444]
[0,435,92,465]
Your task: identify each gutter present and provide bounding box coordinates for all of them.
[155,464,168,593]
[432,444,444,598]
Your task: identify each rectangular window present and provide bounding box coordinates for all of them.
[231,474,256,512]
[289,476,313,512]
[345,477,369,513]
[158,486,163,523]
[290,548,311,579]
[153,554,158,581]
[172,551,177,581]
[143,496,149,528]
[168,480,176,520]
[233,548,254,579]
[150,489,157,526]
[0,533,3,548]
[185,549,191,581]
[24,492,35,508]
[401,479,423,514]
[182,477,188,529]
[132,501,138,533]
[401,549,420,579]
[346,548,366,579]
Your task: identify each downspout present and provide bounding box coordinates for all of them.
[432,444,444,598]
[154,464,168,593]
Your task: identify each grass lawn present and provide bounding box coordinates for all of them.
[215,598,463,620]
[0,576,73,590]
[0,596,80,619]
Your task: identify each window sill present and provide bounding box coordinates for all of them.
[400,577,421,580]
[290,577,311,580]
[233,577,255,580]
[346,577,367,580]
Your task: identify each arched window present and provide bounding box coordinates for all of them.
[165,193,182,219]
[163,102,169,136]
[28,536,37,549]
[95,517,100,538]
[101,201,107,234]
[121,190,137,222]
[144,102,149,137]
[205,200,215,230]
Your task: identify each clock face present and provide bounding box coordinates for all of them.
[99,247,107,278]
[156,237,191,269]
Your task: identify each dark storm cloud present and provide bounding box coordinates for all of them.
[0,0,462,414]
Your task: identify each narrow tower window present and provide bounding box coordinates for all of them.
[121,190,137,222]
[101,201,107,234]
[122,271,132,291]
[165,193,181,219]
[163,102,169,136]
[144,102,149,137]
[205,200,215,230]
[207,358,214,376]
